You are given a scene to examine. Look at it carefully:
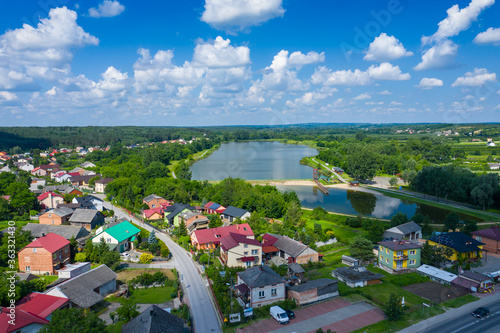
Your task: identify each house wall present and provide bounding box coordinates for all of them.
[39,213,65,226]
[95,183,106,193]
[92,232,118,245]
[378,246,421,274]
[287,285,339,306]
[98,278,117,296]
[222,243,262,268]
[248,282,286,307]
[428,241,483,261]
[41,196,64,209]
[147,198,167,209]
[474,235,499,254]
[296,247,320,264]
[173,209,191,227]
[145,212,163,220]
[19,323,46,333]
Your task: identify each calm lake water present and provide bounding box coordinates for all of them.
[276,185,481,223]
[191,141,318,180]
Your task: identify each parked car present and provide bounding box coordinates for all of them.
[472,307,489,318]
[120,253,130,259]
[270,306,289,324]
[284,309,295,320]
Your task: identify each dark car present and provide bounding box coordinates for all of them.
[284,309,295,320]
[472,307,490,318]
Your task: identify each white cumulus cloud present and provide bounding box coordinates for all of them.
[474,27,500,45]
[414,40,458,71]
[354,93,371,100]
[89,1,125,18]
[417,77,444,89]
[452,68,496,87]
[193,36,250,68]
[201,0,284,33]
[364,33,413,62]
[312,63,409,86]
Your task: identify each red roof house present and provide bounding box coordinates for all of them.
[16,292,69,320]
[37,191,64,209]
[18,233,71,274]
[191,223,254,250]
[220,233,263,268]
[143,207,164,220]
[0,308,49,333]
[471,226,500,254]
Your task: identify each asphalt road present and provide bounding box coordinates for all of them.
[423,300,500,333]
[100,199,222,333]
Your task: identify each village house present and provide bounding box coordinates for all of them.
[31,166,48,177]
[428,232,484,262]
[332,266,384,288]
[69,209,105,230]
[179,210,209,234]
[263,233,320,264]
[92,221,141,253]
[488,163,499,170]
[0,306,49,332]
[81,161,96,168]
[378,240,422,274]
[69,174,95,187]
[165,203,195,226]
[39,207,74,226]
[222,206,250,223]
[219,233,262,268]
[143,207,164,220]
[382,221,422,241]
[143,194,169,209]
[18,233,70,275]
[203,202,226,215]
[22,223,90,245]
[122,305,185,333]
[341,255,362,267]
[471,226,500,254]
[191,223,254,250]
[37,191,64,209]
[45,265,117,309]
[287,278,339,306]
[458,270,494,291]
[236,265,286,308]
[95,177,113,193]
[72,195,104,211]
[15,292,69,321]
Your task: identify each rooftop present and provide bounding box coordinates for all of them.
[471,226,500,241]
[287,278,337,292]
[332,266,384,283]
[122,305,185,333]
[429,232,484,253]
[95,221,140,243]
[378,239,422,251]
[238,265,284,289]
[24,233,69,253]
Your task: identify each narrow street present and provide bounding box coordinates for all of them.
[99,196,222,333]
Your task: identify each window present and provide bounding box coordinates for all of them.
[244,251,248,255]
[386,258,389,263]
[271,288,277,296]
[476,236,482,242]
[258,290,265,298]
[25,266,31,272]
[59,252,62,259]
[251,249,258,255]
[107,238,112,242]
[48,214,51,217]
[244,244,248,248]
[380,255,383,260]
[409,250,416,255]
[397,251,403,257]
[53,253,56,259]
[65,247,68,253]
[246,261,252,267]
[386,248,389,254]
[32,248,37,253]
[409,259,416,265]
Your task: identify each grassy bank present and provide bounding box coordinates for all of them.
[168,144,219,172]
[0,220,35,229]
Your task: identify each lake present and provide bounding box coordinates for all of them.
[276,185,481,223]
[191,141,318,180]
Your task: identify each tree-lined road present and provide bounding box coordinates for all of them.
[100,198,222,333]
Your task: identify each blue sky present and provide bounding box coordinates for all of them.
[0,0,499,126]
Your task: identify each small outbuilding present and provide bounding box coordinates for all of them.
[341,255,361,267]
[332,266,384,288]
[287,278,339,306]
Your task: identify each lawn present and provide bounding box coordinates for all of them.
[441,294,478,308]
[116,268,175,282]
[132,285,176,304]
[37,275,59,285]
[105,320,127,333]
[0,220,34,229]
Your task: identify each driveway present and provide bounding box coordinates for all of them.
[473,255,500,274]
[98,195,222,333]
[237,298,384,333]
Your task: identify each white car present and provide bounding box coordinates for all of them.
[120,253,131,259]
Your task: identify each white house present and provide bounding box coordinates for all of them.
[219,233,262,268]
[236,265,286,308]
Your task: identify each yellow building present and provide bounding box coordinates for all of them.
[428,232,484,262]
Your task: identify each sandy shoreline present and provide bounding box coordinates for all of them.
[249,180,381,195]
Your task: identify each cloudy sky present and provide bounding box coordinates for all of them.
[0,0,499,126]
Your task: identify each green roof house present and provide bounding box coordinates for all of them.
[92,221,141,253]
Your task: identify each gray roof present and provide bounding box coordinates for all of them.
[288,263,305,274]
[287,278,337,292]
[46,207,74,217]
[95,177,113,184]
[69,209,102,223]
[395,221,421,235]
[62,187,81,195]
[238,265,284,289]
[15,273,39,283]
[143,194,163,202]
[165,203,194,221]
[44,184,71,192]
[122,305,185,333]
[332,267,384,283]
[180,210,198,220]
[57,203,82,209]
[223,206,248,218]
[81,162,96,168]
[50,265,117,308]
[23,223,90,240]
[461,270,491,282]
[341,255,361,263]
[271,234,310,258]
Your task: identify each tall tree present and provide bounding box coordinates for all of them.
[115,298,140,323]
[39,308,106,333]
[348,236,375,262]
[176,162,192,180]
[283,201,303,228]
[384,293,405,321]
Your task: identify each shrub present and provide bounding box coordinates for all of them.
[148,243,161,255]
[161,248,170,258]
[75,253,87,262]
[199,254,209,264]
[139,253,153,264]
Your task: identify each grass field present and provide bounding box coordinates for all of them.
[132,285,176,304]
[115,268,175,282]
[0,220,34,230]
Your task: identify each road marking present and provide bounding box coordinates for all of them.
[450,322,476,333]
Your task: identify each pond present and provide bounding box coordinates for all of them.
[191,141,318,180]
[276,185,482,223]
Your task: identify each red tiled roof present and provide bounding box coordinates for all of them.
[204,201,214,209]
[262,245,279,253]
[262,234,279,246]
[220,233,262,251]
[37,191,63,201]
[16,292,68,319]
[144,207,163,218]
[0,307,48,333]
[471,226,500,241]
[67,172,80,177]
[24,233,69,253]
[192,223,254,245]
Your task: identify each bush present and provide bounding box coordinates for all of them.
[75,253,87,262]
[139,253,154,264]
[148,243,161,255]
[390,273,429,287]
[161,248,170,258]
[139,241,149,250]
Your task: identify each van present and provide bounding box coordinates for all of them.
[270,306,289,324]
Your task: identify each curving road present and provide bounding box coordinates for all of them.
[100,198,222,333]
[312,158,347,183]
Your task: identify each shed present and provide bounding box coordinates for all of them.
[341,255,361,267]
[287,278,339,306]
[332,266,384,288]
[416,265,457,285]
